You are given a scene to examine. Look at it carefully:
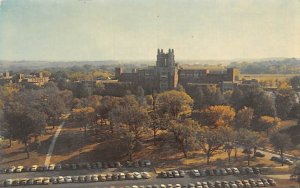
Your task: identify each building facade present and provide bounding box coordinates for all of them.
[116,49,240,93]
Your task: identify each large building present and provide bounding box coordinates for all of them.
[115,49,240,93]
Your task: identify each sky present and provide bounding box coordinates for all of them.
[0,0,300,61]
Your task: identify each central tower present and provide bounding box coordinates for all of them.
[156,48,175,67]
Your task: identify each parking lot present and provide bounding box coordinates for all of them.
[0,165,280,188]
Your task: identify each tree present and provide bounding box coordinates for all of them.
[253,116,280,135]
[219,126,237,162]
[3,90,47,158]
[238,129,266,166]
[269,132,292,166]
[230,88,245,110]
[290,76,300,90]
[200,105,235,128]
[118,129,136,161]
[233,107,254,130]
[198,128,224,165]
[110,95,149,140]
[275,90,296,119]
[169,119,200,158]
[71,107,95,136]
[155,90,193,119]
[148,111,169,144]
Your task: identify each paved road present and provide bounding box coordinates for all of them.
[44,122,65,166]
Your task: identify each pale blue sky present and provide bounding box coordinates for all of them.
[0,0,300,61]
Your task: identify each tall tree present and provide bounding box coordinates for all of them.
[169,119,200,158]
[275,90,296,119]
[198,128,224,165]
[233,107,254,130]
[253,116,280,135]
[155,90,193,119]
[200,105,235,128]
[219,126,237,162]
[71,107,95,136]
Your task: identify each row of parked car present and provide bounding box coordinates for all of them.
[123,178,277,188]
[270,156,294,165]
[2,172,151,186]
[190,167,261,177]
[2,160,152,174]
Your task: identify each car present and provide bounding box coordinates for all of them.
[249,179,257,187]
[31,165,38,172]
[63,163,71,169]
[132,185,139,188]
[267,178,277,186]
[188,183,195,188]
[220,168,227,175]
[8,166,16,173]
[112,173,119,181]
[51,177,58,184]
[284,158,294,165]
[245,167,254,174]
[179,170,185,177]
[72,176,79,183]
[141,172,151,179]
[144,160,152,166]
[49,164,56,171]
[12,179,20,186]
[167,171,174,178]
[160,171,168,178]
[253,167,261,174]
[161,184,167,188]
[261,178,270,186]
[192,169,201,177]
[27,179,35,185]
[96,161,102,168]
[256,180,264,187]
[207,181,215,188]
[239,167,247,174]
[201,182,209,188]
[105,174,112,181]
[225,168,233,175]
[65,176,72,183]
[16,166,24,173]
[79,176,86,183]
[4,179,13,186]
[232,167,240,175]
[119,172,126,180]
[55,164,62,170]
[20,178,29,185]
[126,173,134,180]
[214,169,221,176]
[173,170,180,178]
[242,180,251,188]
[133,172,142,179]
[35,177,44,185]
[85,175,92,182]
[24,166,31,172]
[175,184,181,188]
[222,181,230,188]
[255,151,265,157]
[152,185,159,188]
[58,176,65,184]
[92,174,99,182]
[115,161,122,168]
[235,180,244,187]
[229,181,238,188]
[215,181,222,188]
[99,174,106,182]
[43,177,51,185]
[270,156,281,162]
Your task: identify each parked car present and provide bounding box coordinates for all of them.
[220,168,227,175]
[242,180,251,188]
[206,169,215,176]
[235,180,244,187]
[192,169,201,177]
[199,169,207,177]
[268,178,277,186]
[16,166,24,173]
[173,170,180,178]
[249,179,257,187]
[85,175,92,182]
[141,172,151,179]
[55,164,62,171]
[4,179,13,186]
[229,181,238,188]
[71,164,77,170]
[106,174,113,181]
[30,165,38,172]
[222,181,230,188]
[51,177,58,184]
[284,158,294,165]
[270,155,281,162]
[79,176,86,183]
[12,179,20,186]
[160,171,167,178]
[245,167,254,174]
[92,174,99,182]
[179,170,185,177]
[133,172,142,179]
[126,173,134,180]
[99,174,106,182]
[253,167,261,174]
[232,167,240,175]
[65,176,72,183]
[225,168,233,175]
[43,177,51,185]
[48,164,56,171]
[255,151,265,157]
[58,176,65,184]
[72,176,79,183]
[144,160,152,166]
[20,178,29,185]
[215,181,222,188]
[261,178,270,186]
[35,177,44,185]
[119,173,126,180]
[115,161,122,168]
[256,179,264,187]
[8,166,16,173]
[167,171,174,178]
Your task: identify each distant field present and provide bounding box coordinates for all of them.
[241,74,300,81]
